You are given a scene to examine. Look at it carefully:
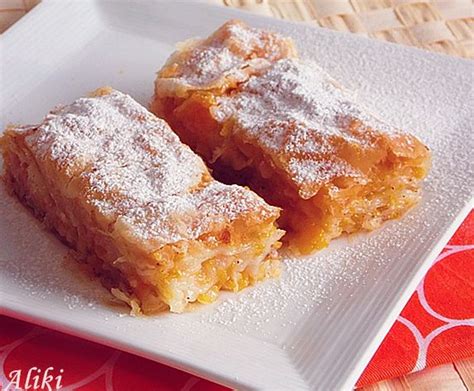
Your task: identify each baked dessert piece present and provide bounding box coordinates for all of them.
[0,87,283,313]
[151,20,431,254]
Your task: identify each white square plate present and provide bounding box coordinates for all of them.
[1,1,473,390]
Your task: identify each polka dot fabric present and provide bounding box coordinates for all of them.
[357,210,474,387]
[1,211,472,389]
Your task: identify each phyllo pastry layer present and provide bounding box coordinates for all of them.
[151,20,431,254]
[1,87,283,313]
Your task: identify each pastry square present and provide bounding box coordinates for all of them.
[1,87,283,313]
[151,20,431,254]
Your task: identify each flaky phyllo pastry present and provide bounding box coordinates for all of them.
[0,87,284,313]
[151,20,431,254]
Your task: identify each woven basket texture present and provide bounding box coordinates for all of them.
[222,0,474,58]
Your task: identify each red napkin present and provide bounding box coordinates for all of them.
[357,210,474,387]
[1,211,472,390]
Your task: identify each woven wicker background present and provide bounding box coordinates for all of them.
[1,0,473,58]
[221,0,474,58]
[0,0,38,32]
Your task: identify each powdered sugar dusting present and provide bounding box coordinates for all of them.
[200,243,364,340]
[214,58,399,195]
[181,45,242,86]
[29,90,206,199]
[164,20,295,88]
[23,89,276,247]
[287,157,359,186]
[199,210,435,342]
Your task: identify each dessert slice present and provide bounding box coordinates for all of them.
[151,20,431,254]
[1,87,283,313]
